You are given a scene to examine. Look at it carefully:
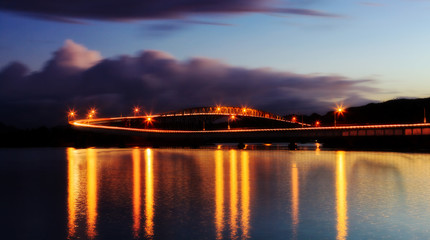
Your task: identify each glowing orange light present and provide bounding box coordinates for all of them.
[229,150,238,239]
[215,150,224,239]
[133,107,141,117]
[88,108,97,119]
[240,151,250,238]
[147,117,152,121]
[334,104,346,127]
[87,148,98,238]
[291,162,299,238]
[67,148,77,238]
[217,107,221,111]
[316,121,320,126]
[231,115,236,120]
[335,104,346,116]
[132,149,141,238]
[242,108,247,113]
[336,151,348,240]
[292,116,297,122]
[68,110,77,122]
[145,148,154,238]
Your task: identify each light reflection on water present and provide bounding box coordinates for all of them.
[65,148,430,239]
[132,148,141,238]
[336,151,347,240]
[241,151,250,239]
[291,161,299,239]
[214,150,224,239]
[67,148,77,237]
[87,148,98,239]
[144,148,154,239]
[229,150,238,239]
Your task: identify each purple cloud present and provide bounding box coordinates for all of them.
[0,0,340,23]
[272,8,339,17]
[0,40,377,127]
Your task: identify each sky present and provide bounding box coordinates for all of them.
[1,0,430,127]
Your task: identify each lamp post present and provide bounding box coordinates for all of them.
[67,109,76,123]
[134,107,140,117]
[334,107,344,127]
[145,116,152,128]
[87,108,96,124]
[68,110,76,122]
[87,113,93,124]
[89,108,96,118]
[228,115,235,130]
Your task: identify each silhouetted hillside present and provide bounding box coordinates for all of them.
[300,97,430,126]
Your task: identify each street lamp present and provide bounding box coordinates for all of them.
[87,108,96,123]
[228,115,235,130]
[145,116,153,128]
[67,110,76,122]
[315,121,320,127]
[89,108,96,118]
[134,107,140,116]
[334,106,344,127]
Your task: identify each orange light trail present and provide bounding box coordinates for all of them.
[72,117,430,134]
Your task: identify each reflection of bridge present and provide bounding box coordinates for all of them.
[71,106,430,148]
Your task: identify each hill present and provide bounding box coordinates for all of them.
[299,97,430,126]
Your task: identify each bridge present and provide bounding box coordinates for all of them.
[70,106,430,149]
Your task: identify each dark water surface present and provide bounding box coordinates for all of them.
[1,148,430,239]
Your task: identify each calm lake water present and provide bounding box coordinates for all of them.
[1,148,430,239]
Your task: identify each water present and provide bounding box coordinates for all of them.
[1,148,430,239]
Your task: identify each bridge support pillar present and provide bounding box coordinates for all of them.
[288,142,298,150]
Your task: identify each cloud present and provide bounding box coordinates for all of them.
[273,8,340,17]
[141,19,234,38]
[0,40,378,127]
[46,39,102,71]
[23,13,88,24]
[0,0,340,23]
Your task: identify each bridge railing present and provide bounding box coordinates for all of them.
[158,106,288,122]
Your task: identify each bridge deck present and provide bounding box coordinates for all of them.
[69,106,430,147]
[72,119,430,143]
